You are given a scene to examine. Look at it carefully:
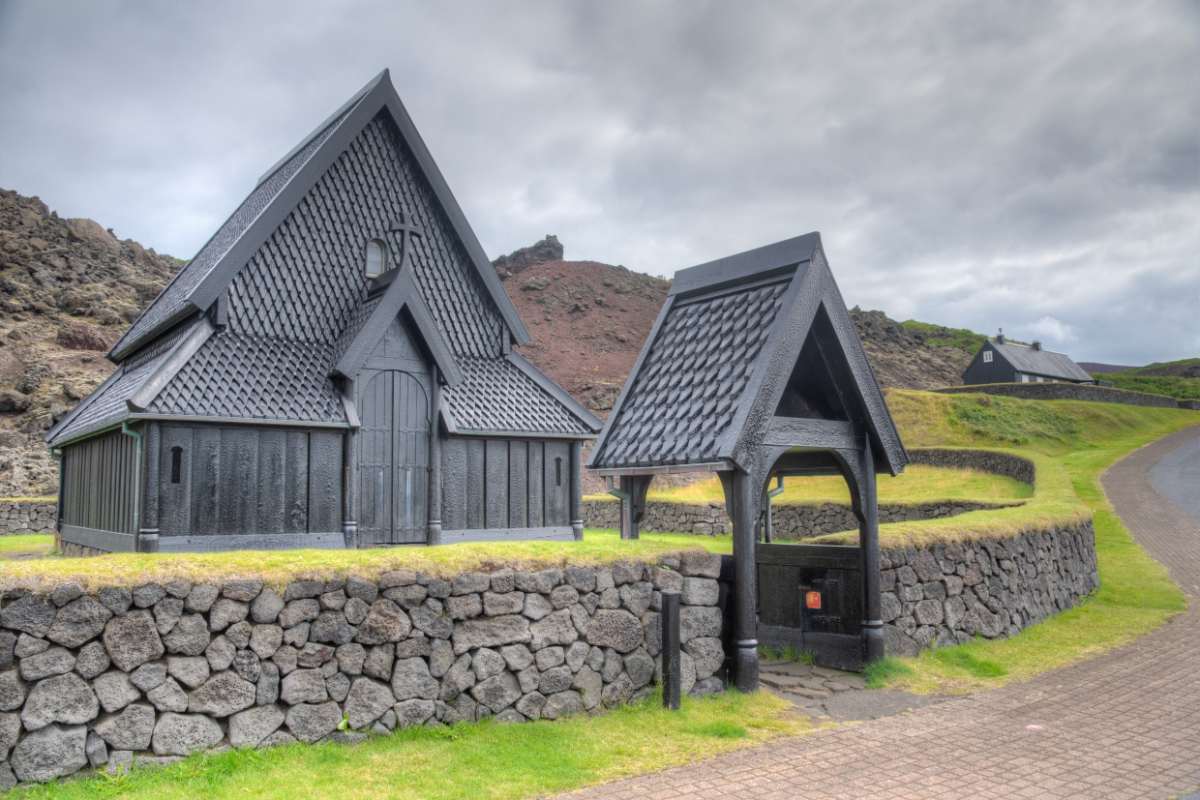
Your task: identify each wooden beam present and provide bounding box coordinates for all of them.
[858,440,885,663]
[569,440,583,540]
[763,416,859,450]
[729,468,760,691]
[592,460,732,477]
[427,366,443,545]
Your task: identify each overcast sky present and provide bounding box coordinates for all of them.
[1,1,1197,364]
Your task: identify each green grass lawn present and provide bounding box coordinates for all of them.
[13,690,806,800]
[587,464,1032,507]
[0,534,54,555]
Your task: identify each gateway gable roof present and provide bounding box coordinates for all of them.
[590,233,906,474]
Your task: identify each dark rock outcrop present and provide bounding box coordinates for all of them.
[492,235,563,278]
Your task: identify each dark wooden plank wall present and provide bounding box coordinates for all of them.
[441,437,573,531]
[61,426,140,534]
[156,423,342,537]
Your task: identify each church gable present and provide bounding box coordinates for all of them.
[225,112,504,359]
[51,72,598,446]
[774,305,853,422]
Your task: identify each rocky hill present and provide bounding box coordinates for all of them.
[0,189,181,495]
[0,190,978,497]
[496,241,975,411]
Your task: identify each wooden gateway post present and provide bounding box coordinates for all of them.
[589,233,907,688]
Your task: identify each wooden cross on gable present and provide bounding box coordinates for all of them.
[389,212,424,272]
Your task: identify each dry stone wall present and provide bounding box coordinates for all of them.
[937,382,1183,409]
[0,553,725,788]
[879,521,1099,656]
[906,448,1035,485]
[582,498,1015,538]
[0,503,55,536]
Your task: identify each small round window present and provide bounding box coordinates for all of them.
[365,239,388,277]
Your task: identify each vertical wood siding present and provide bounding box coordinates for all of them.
[60,427,140,534]
[440,437,575,530]
[154,423,341,538]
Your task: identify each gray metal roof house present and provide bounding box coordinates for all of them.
[590,233,907,685]
[47,70,600,554]
[962,333,1095,386]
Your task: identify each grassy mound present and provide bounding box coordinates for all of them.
[0,532,725,592]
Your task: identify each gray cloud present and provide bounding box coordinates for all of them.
[1,0,1196,364]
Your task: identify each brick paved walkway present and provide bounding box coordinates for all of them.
[566,428,1200,800]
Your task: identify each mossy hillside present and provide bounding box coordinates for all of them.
[898,320,987,354]
[863,390,1197,692]
[1101,370,1200,401]
[887,389,1194,454]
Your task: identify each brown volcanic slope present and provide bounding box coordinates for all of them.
[504,260,669,415]
[0,188,180,496]
[502,258,973,419]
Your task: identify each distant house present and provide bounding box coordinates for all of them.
[962,332,1095,386]
[46,71,600,554]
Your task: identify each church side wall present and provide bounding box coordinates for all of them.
[441,436,576,540]
[59,427,143,551]
[150,422,344,551]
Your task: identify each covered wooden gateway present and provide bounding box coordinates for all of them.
[47,71,600,553]
[589,234,907,687]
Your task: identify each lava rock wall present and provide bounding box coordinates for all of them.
[0,502,55,536]
[0,553,725,787]
[879,521,1099,656]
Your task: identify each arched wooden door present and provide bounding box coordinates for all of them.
[358,369,430,545]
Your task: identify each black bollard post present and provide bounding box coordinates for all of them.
[661,591,681,710]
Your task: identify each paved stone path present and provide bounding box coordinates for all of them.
[567,427,1200,799]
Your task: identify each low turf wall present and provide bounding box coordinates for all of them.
[0,554,725,787]
[936,382,1182,409]
[0,503,55,536]
[906,448,1035,484]
[584,448,1033,539]
[879,521,1099,656]
[582,498,1016,538]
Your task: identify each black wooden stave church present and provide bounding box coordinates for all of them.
[47,71,601,553]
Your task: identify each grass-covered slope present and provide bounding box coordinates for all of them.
[899,319,987,355]
[862,389,1196,691]
[588,464,1032,507]
[1097,358,1200,401]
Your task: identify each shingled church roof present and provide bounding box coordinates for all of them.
[49,71,599,448]
[589,233,906,474]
